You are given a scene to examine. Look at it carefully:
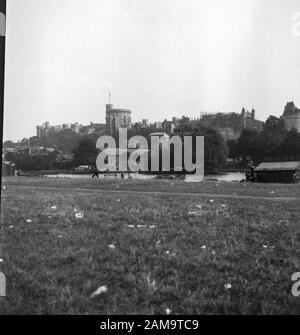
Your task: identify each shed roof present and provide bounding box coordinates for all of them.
[254,161,300,172]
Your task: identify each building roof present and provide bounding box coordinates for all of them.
[254,161,300,172]
[283,101,300,116]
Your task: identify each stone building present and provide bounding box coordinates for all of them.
[200,108,263,141]
[36,122,83,137]
[105,103,132,136]
[241,108,255,128]
[281,101,300,132]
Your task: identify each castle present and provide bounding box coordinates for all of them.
[200,108,263,141]
[281,101,300,132]
[105,99,132,136]
[241,108,256,129]
[36,121,104,138]
[36,122,82,137]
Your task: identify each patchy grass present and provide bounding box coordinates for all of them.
[0,177,299,315]
[3,176,300,198]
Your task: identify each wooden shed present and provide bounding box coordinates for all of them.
[254,161,300,184]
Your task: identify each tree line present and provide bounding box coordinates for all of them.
[4,115,300,173]
[72,116,227,174]
[227,116,300,164]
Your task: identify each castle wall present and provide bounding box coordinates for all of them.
[283,114,300,132]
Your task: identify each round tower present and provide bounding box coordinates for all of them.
[106,104,113,111]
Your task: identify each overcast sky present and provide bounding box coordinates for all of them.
[3,0,300,141]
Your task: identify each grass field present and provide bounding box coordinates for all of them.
[0,177,299,315]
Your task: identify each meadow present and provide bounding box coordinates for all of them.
[0,177,299,314]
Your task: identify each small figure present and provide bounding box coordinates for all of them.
[91,167,99,179]
[246,160,255,182]
[293,172,300,183]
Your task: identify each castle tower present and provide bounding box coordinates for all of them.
[36,126,42,138]
[105,94,132,136]
[241,107,246,118]
[282,101,300,132]
[106,92,113,112]
[241,108,246,128]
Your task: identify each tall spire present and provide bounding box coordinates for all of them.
[109,92,111,105]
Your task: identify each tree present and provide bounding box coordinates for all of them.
[231,115,300,163]
[174,118,227,173]
[263,115,286,135]
[28,129,81,154]
[7,152,57,171]
[72,139,98,167]
[227,139,238,159]
[174,116,192,135]
[255,116,287,161]
[54,129,81,153]
[203,127,227,172]
[4,151,15,161]
[277,128,300,160]
[235,129,259,162]
[3,140,16,148]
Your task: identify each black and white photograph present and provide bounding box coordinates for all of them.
[0,0,300,318]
